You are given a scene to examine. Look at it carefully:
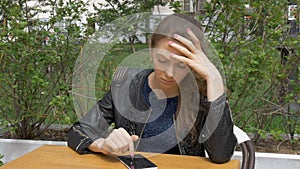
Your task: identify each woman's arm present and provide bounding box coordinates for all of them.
[67,82,139,155]
[67,89,115,154]
[201,94,237,163]
[169,29,236,162]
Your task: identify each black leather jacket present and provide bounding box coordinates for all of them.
[67,68,237,163]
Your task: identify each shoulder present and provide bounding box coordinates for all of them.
[112,67,138,81]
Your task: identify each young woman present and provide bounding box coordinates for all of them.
[67,13,237,164]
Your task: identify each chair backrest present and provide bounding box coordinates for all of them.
[233,125,255,169]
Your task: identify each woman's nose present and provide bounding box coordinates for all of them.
[165,65,175,77]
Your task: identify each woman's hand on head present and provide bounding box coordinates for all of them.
[168,28,224,101]
[87,127,139,155]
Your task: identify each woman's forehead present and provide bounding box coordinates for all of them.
[152,38,186,56]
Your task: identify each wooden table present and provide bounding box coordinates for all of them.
[1,145,240,169]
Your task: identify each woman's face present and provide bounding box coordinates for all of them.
[151,38,190,89]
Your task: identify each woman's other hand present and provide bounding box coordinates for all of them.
[168,28,224,101]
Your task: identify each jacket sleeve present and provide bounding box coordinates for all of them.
[200,93,237,163]
[67,89,115,154]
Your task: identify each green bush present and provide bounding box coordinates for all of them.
[0,154,3,166]
[0,0,86,139]
[202,0,299,148]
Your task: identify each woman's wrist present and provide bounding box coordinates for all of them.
[206,73,225,101]
[87,138,109,154]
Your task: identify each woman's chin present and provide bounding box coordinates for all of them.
[159,79,178,89]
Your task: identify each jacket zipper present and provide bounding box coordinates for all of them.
[135,109,152,151]
[173,114,183,155]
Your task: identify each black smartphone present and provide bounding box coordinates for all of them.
[117,154,157,169]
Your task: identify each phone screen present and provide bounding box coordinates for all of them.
[117,154,157,169]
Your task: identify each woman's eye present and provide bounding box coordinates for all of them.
[157,55,167,63]
[158,58,167,63]
[177,62,187,68]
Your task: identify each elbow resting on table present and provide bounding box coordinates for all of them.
[209,154,233,164]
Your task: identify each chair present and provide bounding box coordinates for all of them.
[233,125,255,169]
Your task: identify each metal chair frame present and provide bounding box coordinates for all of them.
[233,125,255,169]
